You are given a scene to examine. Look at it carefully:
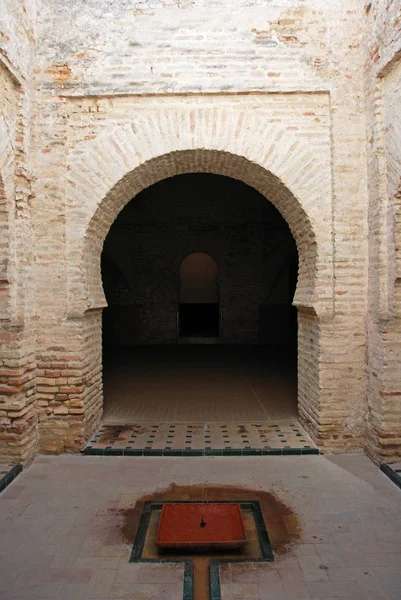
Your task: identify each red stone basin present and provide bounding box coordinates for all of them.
[156,503,246,551]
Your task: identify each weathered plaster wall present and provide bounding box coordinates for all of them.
[37,0,346,95]
[365,0,401,461]
[30,0,369,455]
[0,0,37,462]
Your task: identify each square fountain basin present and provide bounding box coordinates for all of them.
[156,502,246,550]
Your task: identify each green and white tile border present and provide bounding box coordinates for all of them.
[83,447,319,457]
[380,463,401,490]
[0,463,22,494]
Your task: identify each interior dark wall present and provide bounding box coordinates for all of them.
[101,173,297,346]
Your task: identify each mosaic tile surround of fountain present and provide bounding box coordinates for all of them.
[84,421,318,456]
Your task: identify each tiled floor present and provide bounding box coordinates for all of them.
[381,462,401,490]
[391,462,401,470]
[103,345,297,423]
[1,453,401,599]
[85,420,316,455]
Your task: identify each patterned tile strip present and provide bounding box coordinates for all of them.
[0,464,23,493]
[380,463,401,490]
[83,421,318,456]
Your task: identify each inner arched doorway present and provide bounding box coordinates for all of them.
[179,252,219,339]
[101,173,299,424]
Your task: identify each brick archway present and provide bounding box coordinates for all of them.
[67,109,332,317]
[59,108,333,449]
[86,151,319,311]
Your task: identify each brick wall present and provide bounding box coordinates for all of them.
[0,1,37,463]
[1,0,391,458]
[364,0,401,461]
[36,0,339,96]
[29,0,370,455]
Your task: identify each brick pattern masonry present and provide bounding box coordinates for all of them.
[0,0,400,463]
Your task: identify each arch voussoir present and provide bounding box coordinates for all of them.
[65,108,333,318]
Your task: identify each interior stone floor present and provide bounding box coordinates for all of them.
[102,345,297,424]
[0,454,400,600]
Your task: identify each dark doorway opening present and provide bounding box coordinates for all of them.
[179,303,219,337]
[100,172,299,424]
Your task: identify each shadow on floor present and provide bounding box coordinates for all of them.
[102,345,297,424]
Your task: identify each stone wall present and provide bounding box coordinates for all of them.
[0,0,37,462]
[102,173,297,346]
[364,0,401,461]
[2,0,395,459]
[31,0,368,455]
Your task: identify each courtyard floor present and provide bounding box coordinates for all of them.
[1,454,401,599]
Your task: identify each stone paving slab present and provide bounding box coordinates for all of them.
[0,454,400,599]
